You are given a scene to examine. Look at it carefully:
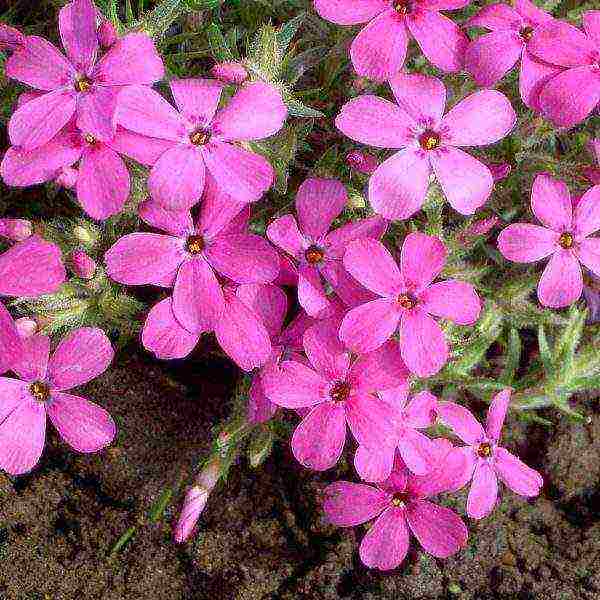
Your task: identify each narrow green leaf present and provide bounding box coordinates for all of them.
[276,13,305,54]
[500,328,521,385]
[125,0,134,23]
[537,324,553,377]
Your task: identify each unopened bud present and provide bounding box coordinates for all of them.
[464,216,499,238]
[210,61,248,85]
[73,224,97,246]
[70,250,97,279]
[14,317,38,339]
[487,162,511,182]
[98,21,118,48]
[0,23,25,52]
[346,151,378,175]
[583,167,600,185]
[0,218,32,241]
[247,429,274,468]
[55,166,78,189]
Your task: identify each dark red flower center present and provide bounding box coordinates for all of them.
[84,133,97,145]
[558,232,574,249]
[419,130,441,151]
[305,246,325,265]
[477,442,493,458]
[75,76,92,93]
[329,381,351,403]
[397,293,417,310]
[186,235,205,254]
[189,129,211,146]
[393,0,412,15]
[391,491,410,507]
[519,26,534,42]
[30,381,50,402]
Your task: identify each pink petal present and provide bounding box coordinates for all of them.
[248,374,277,424]
[576,237,600,278]
[406,500,467,558]
[142,297,201,359]
[324,480,389,526]
[404,391,438,429]
[0,398,46,475]
[389,72,446,124]
[320,259,378,308]
[354,445,395,482]
[537,249,583,308]
[12,334,50,382]
[60,0,97,72]
[436,401,485,444]
[324,216,387,258]
[343,238,403,296]
[0,236,65,297]
[486,389,512,442]
[410,444,472,496]
[302,319,349,381]
[531,173,572,231]
[360,507,410,570]
[104,233,184,285]
[9,89,77,150]
[465,31,523,88]
[514,0,553,27]
[350,10,409,82]
[397,428,436,475]
[138,199,193,237]
[335,95,413,148]
[467,460,499,519]
[108,128,174,166]
[442,90,516,147]
[212,82,287,142]
[497,223,558,262]
[291,401,347,470]
[93,33,164,85]
[420,279,481,325]
[584,10,600,46]
[400,232,446,292]
[346,391,397,448]
[0,303,23,374]
[519,49,563,111]
[406,10,468,73]
[296,178,347,240]
[378,384,410,412]
[495,447,543,496]
[0,378,27,421]
[465,3,523,31]
[369,149,431,220]
[262,360,326,408]
[173,258,225,332]
[203,141,274,204]
[47,327,113,391]
[47,391,115,452]
[266,215,305,259]
[298,263,330,317]
[528,21,596,68]
[314,0,389,25]
[236,284,287,339]
[169,78,222,124]
[574,182,600,237]
[348,340,409,393]
[430,147,493,215]
[76,86,118,142]
[339,298,400,354]
[5,36,74,90]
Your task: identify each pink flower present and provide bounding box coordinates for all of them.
[497,174,600,308]
[528,11,600,128]
[6,0,164,149]
[0,302,23,375]
[346,150,379,174]
[324,447,468,570]
[336,73,516,220]
[267,178,387,315]
[314,0,470,82]
[210,61,249,84]
[437,390,543,519]
[0,328,116,475]
[70,249,96,279]
[355,386,438,481]
[0,23,25,52]
[0,219,32,242]
[339,233,481,377]
[116,78,287,209]
[262,318,409,471]
[464,0,562,110]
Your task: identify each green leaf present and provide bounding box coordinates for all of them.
[284,94,325,118]
[555,305,586,383]
[537,324,553,377]
[136,0,187,39]
[276,13,305,54]
[500,328,521,385]
[206,22,234,61]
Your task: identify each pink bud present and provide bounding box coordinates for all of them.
[486,162,511,182]
[0,218,33,241]
[98,21,118,48]
[464,216,499,238]
[14,317,38,339]
[583,167,600,185]
[210,62,248,85]
[71,250,97,279]
[55,166,78,189]
[0,23,25,52]
[346,151,379,175]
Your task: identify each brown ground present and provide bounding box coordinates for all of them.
[0,348,599,600]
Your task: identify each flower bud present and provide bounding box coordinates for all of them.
[346,151,378,175]
[0,219,33,241]
[98,21,118,48]
[210,62,248,85]
[55,166,78,189]
[70,250,97,279]
[583,167,600,185]
[14,317,38,339]
[487,162,511,182]
[0,23,25,52]
[464,216,499,238]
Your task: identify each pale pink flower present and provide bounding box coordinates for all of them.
[0,219,32,242]
[498,174,600,308]
[6,0,164,149]
[0,328,116,475]
[116,78,287,209]
[210,61,248,84]
[336,73,516,220]
[314,0,470,82]
[437,390,543,519]
[0,302,23,375]
[340,233,481,377]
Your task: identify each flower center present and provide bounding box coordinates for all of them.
[558,232,574,249]
[305,246,325,265]
[30,381,50,403]
[189,129,211,146]
[186,235,205,254]
[519,26,534,42]
[477,442,493,458]
[397,293,417,310]
[74,76,92,93]
[84,133,97,145]
[393,0,411,15]
[391,491,410,507]
[329,381,351,403]
[419,130,441,151]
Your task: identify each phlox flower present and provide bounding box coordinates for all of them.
[0,328,116,475]
[0,302,23,375]
[6,0,164,149]
[116,78,287,209]
[464,0,562,110]
[336,73,516,220]
[437,390,543,519]
[498,174,600,308]
[267,177,387,316]
[314,0,470,82]
[262,318,410,471]
[324,446,468,570]
[528,10,600,128]
[339,233,481,377]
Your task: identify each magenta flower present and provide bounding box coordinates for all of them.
[324,448,468,570]
[0,328,116,475]
[336,73,516,220]
[6,0,164,149]
[116,78,287,209]
[105,176,279,333]
[340,233,481,377]
[464,0,562,110]
[97,20,118,49]
[0,219,32,242]
[355,386,438,481]
[0,302,23,375]
[528,11,600,128]
[314,0,470,82]
[70,250,96,279]
[262,319,409,471]
[437,390,543,519]
[267,177,387,315]
[498,174,600,308]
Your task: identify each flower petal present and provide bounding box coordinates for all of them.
[404,391,438,429]
[419,280,481,325]
[486,389,512,442]
[324,216,387,259]
[573,184,600,237]
[465,3,523,31]
[497,223,558,262]
[76,86,118,143]
[467,460,499,519]
[248,374,277,425]
[494,447,543,496]
[584,10,600,47]
[519,49,563,112]
[537,249,583,308]
[576,237,600,278]
[59,0,97,72]
[298,262,331,317]
[348,340,409,393]
[397,428,436,475]
[266,215,305,259]
[169,78,222,124]
[108,128,174,166]
[303,319,349,381]
[236,284,287,339]
[0,303,23,375]
[436,401,485,444]
[324,480,390,526]
[515,0,553,27]
[531,173,572,231]
[354,445,395,483]
[296,178,347,240]
[314,0,389,25]
[389,72,446,124]
[359,507,410,570]
[346,392,397,448]
[528,21,596,67]
[0,378,27,422]
[138,199,193,237]
[400,232,446,292]
[11,335,50,383]
[262,360,326,409]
